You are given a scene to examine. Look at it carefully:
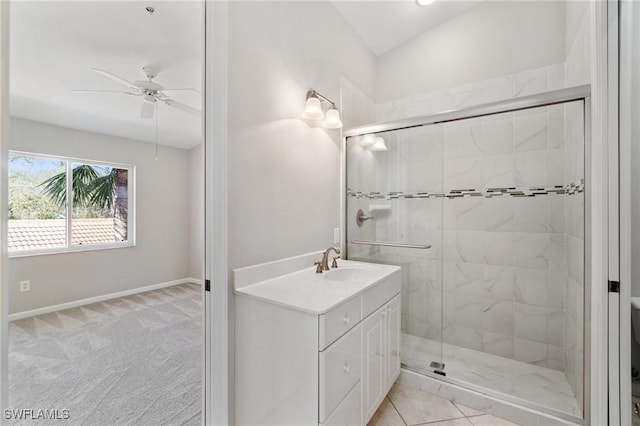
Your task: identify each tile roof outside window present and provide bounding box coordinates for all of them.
[8,218,117,252]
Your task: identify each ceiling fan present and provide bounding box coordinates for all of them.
[74,66,201,119]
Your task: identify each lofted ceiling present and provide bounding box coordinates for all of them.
[9,0,480,150]
[330,0,483,56]
[10,1,203,150]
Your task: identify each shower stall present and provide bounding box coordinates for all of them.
[343,86,589,423]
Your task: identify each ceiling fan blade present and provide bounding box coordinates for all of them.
[140,102,155,119]
[73,89,140,96]
[161,88,201,94]
[162,98,201,116]
[91,68,140,91]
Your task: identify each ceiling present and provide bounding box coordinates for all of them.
[330,0,483,56]
[10,1,203,150]
[9,1,479,149]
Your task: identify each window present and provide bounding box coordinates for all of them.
[8,152,134,256]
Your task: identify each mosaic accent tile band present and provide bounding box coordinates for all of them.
[347,179,584,200]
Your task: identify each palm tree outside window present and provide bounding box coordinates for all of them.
[8,152,134,255]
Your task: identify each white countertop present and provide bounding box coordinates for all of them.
[234,259,400,315]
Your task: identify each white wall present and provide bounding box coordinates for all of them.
[375,1,566,103]
[8,118,192,314]
[227,1,375,269]
[189,144,203,280]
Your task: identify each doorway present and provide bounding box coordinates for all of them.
[2,2,207,424]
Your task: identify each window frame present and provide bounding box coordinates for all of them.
[8,150,136,258]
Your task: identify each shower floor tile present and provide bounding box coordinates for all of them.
[401,333,582,419]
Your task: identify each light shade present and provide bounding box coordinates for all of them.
[416,0,436,6]
[361,134,376,146]
[323,107,343,129]
[371,137,388,151]
[302,96,324,119]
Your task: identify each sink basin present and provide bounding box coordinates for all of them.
[323,266,378,282]
[233,253,400,314]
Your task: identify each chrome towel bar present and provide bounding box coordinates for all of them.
[350,240,431,249]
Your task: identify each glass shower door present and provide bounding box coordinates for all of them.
[345,124,445,374]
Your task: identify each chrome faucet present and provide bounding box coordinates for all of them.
[315,246,340,273]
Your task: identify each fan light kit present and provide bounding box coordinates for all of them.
[73,66,201,119]
[302,89,343,129]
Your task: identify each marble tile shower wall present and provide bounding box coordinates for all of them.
[381,126,444,342]
[342,77,443,344]
[342,76,389,263]
[376,63,565,123]
[372,63,573,371]
[563,100,585,411]
[345,122,445,342]
[345,56,585,396]
[437,105,567,370]
[563,7,591,410]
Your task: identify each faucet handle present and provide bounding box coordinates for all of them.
[314,261,323,274]
[331,256,340,269]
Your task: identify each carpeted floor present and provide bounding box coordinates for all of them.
[8,283,202,426]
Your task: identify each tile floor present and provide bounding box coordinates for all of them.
[368,383,520,426]
[402,334,581,418]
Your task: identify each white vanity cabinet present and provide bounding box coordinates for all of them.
[233,255,401,426]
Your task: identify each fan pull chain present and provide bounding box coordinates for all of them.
[155,102,159,160]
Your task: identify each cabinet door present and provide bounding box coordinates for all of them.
[385,294,401,389]
[361,309,385,423]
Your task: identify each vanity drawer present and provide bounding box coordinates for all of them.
[319,325,361,423]
[320,382,361,426]
[362,271,401,318]
[319,296,362,350]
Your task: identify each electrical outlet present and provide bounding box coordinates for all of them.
[333,227,340,245]
[19,280,30,292]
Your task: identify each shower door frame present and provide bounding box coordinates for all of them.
[342,85,592,424]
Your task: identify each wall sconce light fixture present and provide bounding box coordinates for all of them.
[302,89,343,129]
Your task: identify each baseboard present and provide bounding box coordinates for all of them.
[9,278,196,321]
[187,277,204,286]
